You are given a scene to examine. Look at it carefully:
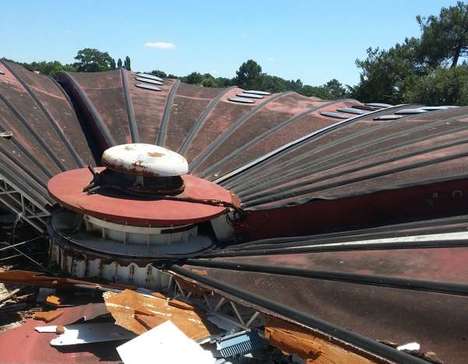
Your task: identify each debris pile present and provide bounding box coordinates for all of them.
[0,268,299,363]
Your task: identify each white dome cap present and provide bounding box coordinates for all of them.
[102,144,188,177]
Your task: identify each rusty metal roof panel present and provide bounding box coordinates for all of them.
[0,61,94,220]
[128,73,177,145]
[182,94,254,163]
[177,261,468,363]
[179,214,468,363]
[164,83,225,152]
[228,106,468,209]
[1,63,468,363]
[196,96,350,180]
[193,92,299,176]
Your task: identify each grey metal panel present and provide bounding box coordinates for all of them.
[243,90,271,96]
[366,103,393,108]
[135,76,163,86]
[422,106,459,111]
[136,73,164,82]
[228,96,255,104]
[395,108,428,115]
[336,107,367,115]
[135,83,161,91]
[320,111,350,119]
[373,114,404,121]
[237,93,264,99]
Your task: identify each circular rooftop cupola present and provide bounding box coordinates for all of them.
[47,144,238,288]
[102,143,189,177]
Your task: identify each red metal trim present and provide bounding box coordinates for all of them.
[48,168,233,226]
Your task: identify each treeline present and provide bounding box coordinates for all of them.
[15,2,467,104]
[350,1,468,105]
[150,61,349,100]
[18,48,132,75]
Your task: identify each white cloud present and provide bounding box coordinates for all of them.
[144,41,176,49]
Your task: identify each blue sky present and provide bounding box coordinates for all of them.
[0,0,459,86]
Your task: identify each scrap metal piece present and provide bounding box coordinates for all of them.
[117,321,215,364]
[103,289,214,340]
[33,310,63,323]
[398,342,421,353]
[0,304,120,363]
[0,270,130,291]
[0,131,12,139]
[35,325,61,333]
[264,317,377,363]
[50,322,135,346]
[215,330,264,358]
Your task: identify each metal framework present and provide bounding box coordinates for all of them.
[168,274,262,331]
[0,174,50,233]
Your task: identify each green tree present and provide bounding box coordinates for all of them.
[351,38,422,103]
[117,58,123,68]
[405,64,468,105]
[124,56,131,71]
[322,79,348,99]
[74,48,115,72]
[184,72,204,84]
[417,1,468,68]
[150,70,167,78]
[214,77,231,87]
[234,59,263,89]
[110,58,116,70]
[201,76,217,87]
[21,61,75,76]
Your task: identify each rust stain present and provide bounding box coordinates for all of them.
[46,295,62,306]
[0,270,133,290]
[147,151,165,157]
[33,310,63,323]
[175,277,212,298]
[265,317,378,364]
[103,289,213,340]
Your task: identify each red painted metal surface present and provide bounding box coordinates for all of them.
[48,168,233,226]
[0,304,120,364]
[237,177,468,240]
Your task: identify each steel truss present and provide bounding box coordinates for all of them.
[168,274,262,331]
[0,175,50,233]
